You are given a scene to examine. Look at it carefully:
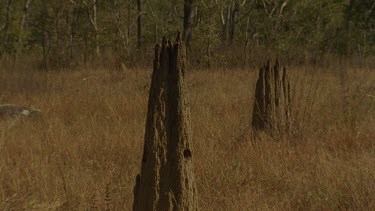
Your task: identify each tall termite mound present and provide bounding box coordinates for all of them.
[133,34,198,211]
[251,60,291,133]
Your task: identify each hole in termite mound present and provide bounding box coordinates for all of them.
[183,149,192,159]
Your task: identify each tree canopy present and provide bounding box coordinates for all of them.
[0,0,373,68]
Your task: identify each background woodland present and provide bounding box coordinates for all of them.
[0,0,374,69]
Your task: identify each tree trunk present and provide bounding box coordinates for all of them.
[0,0,12,33]
[111,5,127,52]
[170,0,178,22]
[243,17,250,67]
[0,0,12,57]
[40,0,49,69]
[69,4,77,65]
[345,0,356,55]
[14,0,32,60]
[83,0,100,57]
[229,0,240,44]
[92,0,99,57]
[145,0,158,43]
[222,0,232,41]
[183,0,193,46]
[137,0,143,48]
[127,1,131,47]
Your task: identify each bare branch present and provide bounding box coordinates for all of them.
[240,0,247,7]
[235,0,256,24]
[261,0,269,15]
[279,0,288,16]
[220,6,225,26]
[145,0,158,42]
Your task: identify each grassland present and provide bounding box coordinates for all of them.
[0,65,374,210]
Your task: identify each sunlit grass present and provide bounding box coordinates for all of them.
[0,66,374,210]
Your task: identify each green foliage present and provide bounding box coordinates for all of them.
[0,0,373,68]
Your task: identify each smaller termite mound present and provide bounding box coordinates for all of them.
[133,33,198,211]
[251,60,291,134]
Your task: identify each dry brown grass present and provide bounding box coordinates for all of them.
[0,65,374,210]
